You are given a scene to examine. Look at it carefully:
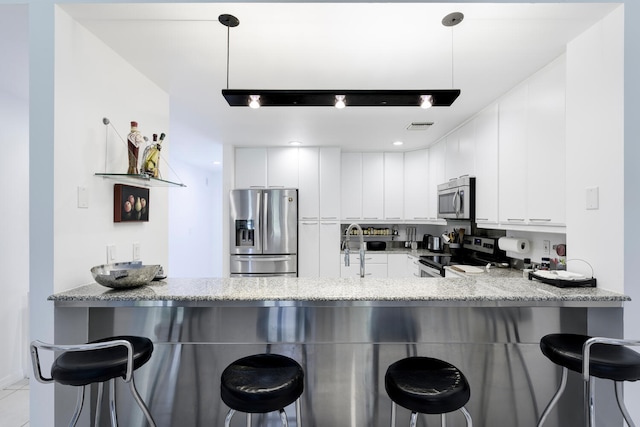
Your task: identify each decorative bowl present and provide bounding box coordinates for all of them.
[91,262,161,289]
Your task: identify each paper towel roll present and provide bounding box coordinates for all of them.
[498,237,530,254]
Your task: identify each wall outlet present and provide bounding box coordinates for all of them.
[543,240,550,255]
[133,242,141,261]
[77,186,89,208]
[106,244,116,263]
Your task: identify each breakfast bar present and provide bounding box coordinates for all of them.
[50,272,628,427]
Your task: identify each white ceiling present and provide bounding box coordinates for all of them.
[62,3,618,156]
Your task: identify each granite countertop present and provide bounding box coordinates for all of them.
[49,269,629,308]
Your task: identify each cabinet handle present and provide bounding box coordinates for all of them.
[249,186,265,188]
[413,217,430,220]
[363,217,379,220]
[386,217,401,220]
[301,222,317,225]
[321,217,338,220]
[476,217,489,221]
[267,185,285,188]
[345,217,360,220]
[529,218,552,222]
[507,218,525,222]
[301,216,318,220]
[321,222,337,225]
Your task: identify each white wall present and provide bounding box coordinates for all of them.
[168,102,223,277]
[0,4,29,387]
[566,7,624,292]
[53,7,170,291]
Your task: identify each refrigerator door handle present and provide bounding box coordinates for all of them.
[263,191,269,252]
[234,256,293,262]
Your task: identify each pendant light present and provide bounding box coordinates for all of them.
[218,13,461,108]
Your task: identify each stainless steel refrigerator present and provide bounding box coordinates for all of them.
[229,188,298,277]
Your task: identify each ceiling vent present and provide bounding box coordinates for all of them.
[406,122,434,131]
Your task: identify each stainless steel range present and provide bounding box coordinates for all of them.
[418,235,507,277]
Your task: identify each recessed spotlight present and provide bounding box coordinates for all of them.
[248,94,261,109]
[213,161,221,165]
[289,141,302,146]
[334,95,346,109]
[393,141,404,146]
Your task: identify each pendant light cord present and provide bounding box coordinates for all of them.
[451,27,455,89]
[226,25,230,90]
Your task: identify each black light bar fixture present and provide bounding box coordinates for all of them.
[218,13,462,109]
[221,89,461,108]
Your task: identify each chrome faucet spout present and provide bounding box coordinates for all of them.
[345,223,365,278]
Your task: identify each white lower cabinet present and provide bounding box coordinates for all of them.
[387,253,408,278]
[298,221,320,277]
[407,254,421,278]
[319,221,340,278]
[299,221,340,277]
[341,252,387,278]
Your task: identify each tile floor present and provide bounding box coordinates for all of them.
[0,378,29,427]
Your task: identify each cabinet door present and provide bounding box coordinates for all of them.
[298,221,320,277]
[384,152,404,220]
[526,58,566,226]
[319,147,341,220]
[340,152,362,220]
[445,129,460,181]
[498,84,528,225]
[404,149,430,221]
[387,253,408,278]
[457,121,476,177]
[235,148,266,188]
[475,105,499,224]
[428,142,446,221]
[407,254,421,278]
[362,153,384,220]
[319,221,340,278]
[267,147,299,188]
[298,147,319,220]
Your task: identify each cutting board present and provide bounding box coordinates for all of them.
[451,265,484,274]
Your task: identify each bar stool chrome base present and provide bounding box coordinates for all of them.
[537,334,640,427]
[221,353,304,427]
[30,336,156,427]
[385,357,472,427]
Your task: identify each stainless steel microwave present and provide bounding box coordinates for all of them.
[437,176,476,220]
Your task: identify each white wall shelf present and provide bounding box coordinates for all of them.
[95,173,186,188]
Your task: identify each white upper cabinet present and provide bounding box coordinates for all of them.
[497,56,566,230]
[526,58,566,226]
[235,147,267,188]
[404,149,430,221]
[445,121,476,181]
[319,147,341,220]
[267,147,299,188]
[498,83,528,224]
[428,142,446,221]
[340,152,363,220]
[362,153,384,220]
[298,147,320,220]
[384,152,404,220]
[474,105,499,224]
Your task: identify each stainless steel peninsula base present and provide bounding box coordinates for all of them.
[50,277,628,427]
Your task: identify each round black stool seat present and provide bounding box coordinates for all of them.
[51,335,154,386]
[385,357,470,414]
[540,333,640,382]
[221,353,304,414]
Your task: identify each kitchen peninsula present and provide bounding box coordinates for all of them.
[51,274,627,427]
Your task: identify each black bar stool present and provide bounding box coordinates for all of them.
[385,356,472,427]
[537,333,640,427]
[220,353,304,427]
[30,335,156,427]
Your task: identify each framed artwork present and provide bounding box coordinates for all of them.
[114,184,149,222]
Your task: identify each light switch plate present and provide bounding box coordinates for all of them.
[107,244,116,263]
[133,243,141,261]
[77,186,89,208]
[586,186,599,210]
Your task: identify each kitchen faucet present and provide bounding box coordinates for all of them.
[344,223,366,278]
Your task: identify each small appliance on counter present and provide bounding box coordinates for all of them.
[423,234,443,252]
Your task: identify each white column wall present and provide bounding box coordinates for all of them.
[565,8,624,293]
[0,4,29,387]
[53,6,170,291]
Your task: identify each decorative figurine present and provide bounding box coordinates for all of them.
[142,132,165,178]
[127,121,146,174]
